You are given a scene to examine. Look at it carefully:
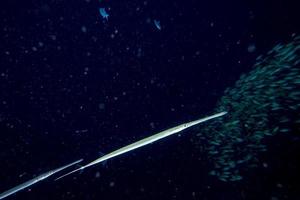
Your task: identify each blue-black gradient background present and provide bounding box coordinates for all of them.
[0,0,299,199]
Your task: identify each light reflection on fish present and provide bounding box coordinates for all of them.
[99,8,109,20]
[154,20,161,30]
[0,159,83,199]
[55,112,227,180]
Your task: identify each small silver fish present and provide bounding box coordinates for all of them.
[154,20,161,30]
[99,8,109,20]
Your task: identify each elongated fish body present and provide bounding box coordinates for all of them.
[50,159,83,175]
[0,159,82,200]
[0,174,43,200]
[56,112,227,180]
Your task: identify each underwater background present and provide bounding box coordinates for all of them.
[0,0,299,199]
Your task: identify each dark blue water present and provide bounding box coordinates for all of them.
[0,0,299,199]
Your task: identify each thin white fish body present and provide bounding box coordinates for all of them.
[56,125,188,179]
[86,111,228,168]
[51,159,83,174]
[85,124,186,168]
[0,159,83,200]
[0,175,41,200]
[57,111,227,180]
[184,111,227,128]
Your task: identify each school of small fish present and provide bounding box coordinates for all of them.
[192,35,300,182]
